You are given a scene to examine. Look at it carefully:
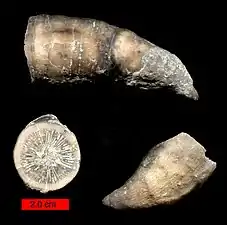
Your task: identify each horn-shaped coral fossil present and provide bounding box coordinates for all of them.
[102,133,216,209]
[24,14,198,100]
[13,114,81,193]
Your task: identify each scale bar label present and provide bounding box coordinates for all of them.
[21,199,70,210]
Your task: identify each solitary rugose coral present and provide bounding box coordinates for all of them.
[25,14,198,100]
[13,114,81,193]
[103,133,216,209]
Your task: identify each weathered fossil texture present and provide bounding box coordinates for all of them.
[25,14,198,100]
[102,133,216,209]
[13,114,81,193]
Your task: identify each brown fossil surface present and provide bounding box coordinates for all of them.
[102,132,216,209]
[24,15,198,100]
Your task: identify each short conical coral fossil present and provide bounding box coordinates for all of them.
[24,14,198,100]
[13,114,81,193]
[102,133,216,209]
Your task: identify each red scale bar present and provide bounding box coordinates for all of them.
[21,199,70,211]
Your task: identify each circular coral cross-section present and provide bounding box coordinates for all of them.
[13,114,81,193]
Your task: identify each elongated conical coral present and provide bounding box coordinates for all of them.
[24,14,198,100]
[102,133,216,209]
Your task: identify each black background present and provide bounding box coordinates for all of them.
[1,5,224,224]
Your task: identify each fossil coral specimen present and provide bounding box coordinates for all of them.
[24,14,198,100]
[13,114,81,193]
[102,133,216,209]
